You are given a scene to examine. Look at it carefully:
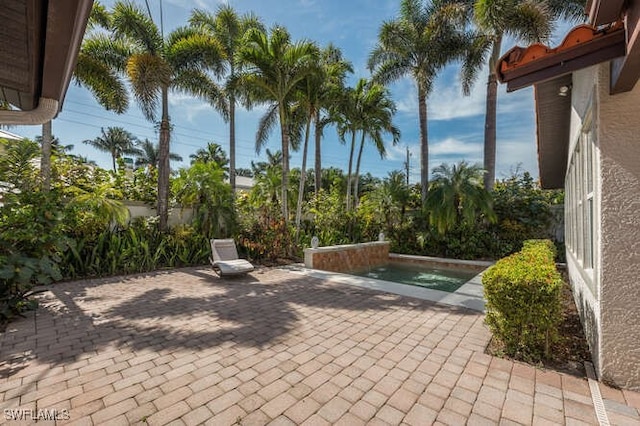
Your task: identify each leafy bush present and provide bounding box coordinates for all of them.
[61,219,210,279]
[482,239,562,361]
[0,190,68,324]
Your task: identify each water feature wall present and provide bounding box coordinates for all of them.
[304,241,390,273]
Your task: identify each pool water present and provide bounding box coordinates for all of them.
[351,263,476,293]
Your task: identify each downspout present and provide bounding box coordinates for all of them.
[0,98,59,125]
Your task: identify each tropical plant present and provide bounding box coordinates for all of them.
[135,138,183,168]
[189,6,264,192]
[425,161,496,234]
[240,25,319,222]
[0,138,40,192]
[173,162,235,238]
[464,0,584,190]
[369,0,471,203]
[235,168,253,177]
[0,190,68,324]
[189,142,229,172]
[83,127,140,172]
[352,80,400,207]
[311,45,352,195]
[76,0,225,231]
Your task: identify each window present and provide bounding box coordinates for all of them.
[565,112,596,293]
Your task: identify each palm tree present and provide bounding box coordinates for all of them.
[135,138,183,168]
[76,1,224,231]
[312,45,352,196]
[369,0,471,204]
[353,81,400,207]
[190,142,228,166]
[190,142,229,173]
[240,25,319,221]
[189,6,264,192]
[83,127,140,172]
[425,161,495,234]
[464,0,583,190]
[251,148,282,176]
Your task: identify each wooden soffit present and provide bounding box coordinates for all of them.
[587,0,625,27]
[497,22,626,92]
[0,0,93,112]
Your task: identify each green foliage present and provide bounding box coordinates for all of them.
[62,219,210,279]
[488,171,558,258]
[308,186,354,246]
[236,197,294,262]
[173,162,236,239]
[425,162,496,234]
[0,190,68,324]
[482,239,562,361]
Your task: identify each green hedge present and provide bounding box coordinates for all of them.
[482,239,562,361]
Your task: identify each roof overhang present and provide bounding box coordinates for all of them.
[0,0,93,125]
[533,75,572,189]
[587,0,625,27]
[497,23,626,92]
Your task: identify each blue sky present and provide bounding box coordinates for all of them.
[13,0,570,183]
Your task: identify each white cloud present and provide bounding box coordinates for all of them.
[394,64,535,122]
[168,93,212,123]
[431,137,482,156]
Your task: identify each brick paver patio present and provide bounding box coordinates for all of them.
[1,267,639,425]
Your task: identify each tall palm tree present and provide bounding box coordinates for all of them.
[76,1,224,231]
[463,0,584,190]
[134,138,183,168]
[353,81,401,207]
[369,0,471,204]
[189,6,264,192]
[312,45,353,196]
[425,161,495,234]
[190,142,229,172]
[240,25,319,221]
[462,0,552,191]
[83,127,140,172]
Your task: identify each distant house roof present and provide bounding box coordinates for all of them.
[0,0,93,125]
[0,129,24,140]
[236,176,254,191]
[496,0,640,189]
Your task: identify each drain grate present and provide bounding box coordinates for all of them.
[585,361,611,426]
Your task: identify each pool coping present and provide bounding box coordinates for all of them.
[281,259,492,312]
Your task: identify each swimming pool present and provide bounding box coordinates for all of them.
[350,263,476,293]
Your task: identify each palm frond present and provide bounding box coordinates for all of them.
[111,0,163,54]
[255,103,279,154]
[126,53,170,121]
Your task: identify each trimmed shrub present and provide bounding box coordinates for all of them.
[483,239,562,361]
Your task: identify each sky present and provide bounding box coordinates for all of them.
[12,0,574,183]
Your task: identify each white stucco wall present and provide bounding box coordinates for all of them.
[568,63,640,390]
[123,201,193,227]
[567,64,603,379]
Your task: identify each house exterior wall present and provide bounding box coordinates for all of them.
[568,63,640,390]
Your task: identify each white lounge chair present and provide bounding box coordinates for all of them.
[210,239,254,276]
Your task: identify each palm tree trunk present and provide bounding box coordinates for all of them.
[158,85,171,232]
[229,94,236,192]
[295,116,312,242]
[346,130,356,211]
[40,120,52,191]
[353,130,366,209]
[418,85,428,205]
[484,36,502,191]
[279,107,290,222]
[111,153,117,173]
[314,110,322,195]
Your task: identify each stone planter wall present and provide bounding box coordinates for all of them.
[304,241,390,273]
